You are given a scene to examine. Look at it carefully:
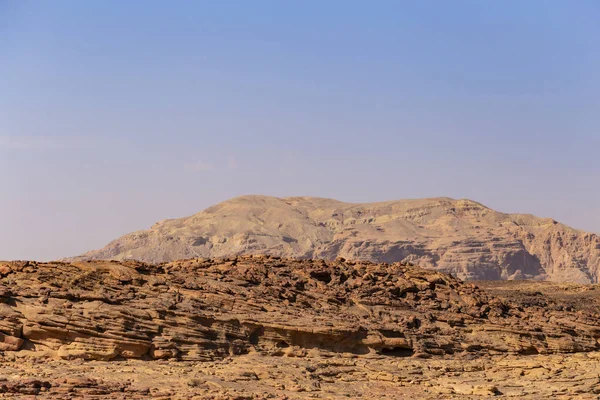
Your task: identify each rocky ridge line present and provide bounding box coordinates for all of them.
[73,196,600,283]
[1,256,600,362]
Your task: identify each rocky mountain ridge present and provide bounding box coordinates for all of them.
[75,195,600,283]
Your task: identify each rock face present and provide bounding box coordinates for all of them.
[75,195,600,283]
[2,256,600,363]
[3,257,600,398]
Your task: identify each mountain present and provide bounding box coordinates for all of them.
[74,195,600,283]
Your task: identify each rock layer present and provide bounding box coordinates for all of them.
[1,256,600,363]
[3,352,600,399]
[74,196,600,283]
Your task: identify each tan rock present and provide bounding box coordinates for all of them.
[70,195,600,283]
[1,257,600,363]
[0,333,24,351]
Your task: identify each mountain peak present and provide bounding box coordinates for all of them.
[72,195,600,283]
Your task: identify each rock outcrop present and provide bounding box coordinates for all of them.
[74,195,600,283]
[2,256,600,363]
[3,257,600,398]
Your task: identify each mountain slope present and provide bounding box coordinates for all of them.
[74,195,600,283]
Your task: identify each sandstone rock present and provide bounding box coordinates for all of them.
[1,257,600,362]
[3,352,599,399]
[0,333,23,351]
[1,257,600,398]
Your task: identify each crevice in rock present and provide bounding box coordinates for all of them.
[379,347,414,357]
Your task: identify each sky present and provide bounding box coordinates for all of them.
[1,1,599,260]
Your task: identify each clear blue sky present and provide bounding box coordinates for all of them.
[1,1,599,260]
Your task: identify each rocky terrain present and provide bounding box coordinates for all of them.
[2,256,600,398]
[74,195,600,283]
[4,351,600,399]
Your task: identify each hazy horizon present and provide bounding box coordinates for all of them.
[2,1,599,260]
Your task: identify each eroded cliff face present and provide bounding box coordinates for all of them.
[75,196,600,283]
[1,256,600,363]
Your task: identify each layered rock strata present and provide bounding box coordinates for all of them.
[1,256,600,362]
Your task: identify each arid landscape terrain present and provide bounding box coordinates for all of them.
[2,255,600,398]
[4,1,598,398]
[76,196,600,283]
